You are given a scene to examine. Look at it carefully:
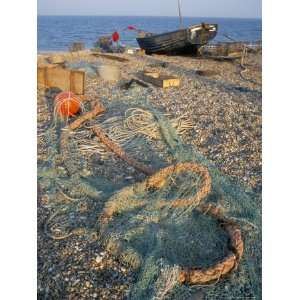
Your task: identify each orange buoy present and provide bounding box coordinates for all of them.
[54,91,81,117]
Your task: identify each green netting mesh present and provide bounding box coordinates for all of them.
[38,86,261,300]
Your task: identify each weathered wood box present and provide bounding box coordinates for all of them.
[138,71,180,88]
[47,55,66,65]
[37,65,85,95]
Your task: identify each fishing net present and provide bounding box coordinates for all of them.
[38,84,261,300]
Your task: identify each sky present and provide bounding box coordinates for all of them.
[38,0,262,19]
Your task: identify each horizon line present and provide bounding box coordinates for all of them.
[37,15,261,20]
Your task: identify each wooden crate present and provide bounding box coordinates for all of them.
[144,71,160,78]
[139,71,180,88]
[37,66,85,95]
[47,55,66,65]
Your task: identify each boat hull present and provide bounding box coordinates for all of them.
[136,24,218,54]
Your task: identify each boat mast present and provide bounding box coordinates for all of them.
[178,0,183,28]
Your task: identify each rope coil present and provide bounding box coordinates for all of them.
[100,162,244,286]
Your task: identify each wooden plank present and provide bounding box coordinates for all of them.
[138,72,180,88]
[37,66,85,95]
[37,67,46,88]
[90,52,130,62]
[144,71,160,78]
[47,67,70,91]
[47,55,65,65]
[161,77,180,88]
[121,79,149,90]
[203,55,240,62]
[70,70,85,95]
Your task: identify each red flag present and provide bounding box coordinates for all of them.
[112,31,120,42]
[127,26,136,31]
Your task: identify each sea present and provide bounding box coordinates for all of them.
[38,16,262,52]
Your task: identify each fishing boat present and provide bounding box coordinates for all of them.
[136,23,218,54]
[136,1,218,54]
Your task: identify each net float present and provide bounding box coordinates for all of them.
[54,91,81,118]
[112,31,120,42]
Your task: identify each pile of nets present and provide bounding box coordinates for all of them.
[38,86,261,300]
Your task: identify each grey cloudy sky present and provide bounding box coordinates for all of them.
[38,0,261,18]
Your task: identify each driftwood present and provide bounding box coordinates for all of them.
[91,52,130,62]
[203,55,241,62]
[121,79,149,90]
[92,126,154,175]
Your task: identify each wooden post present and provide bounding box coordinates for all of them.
[178,0,183,29]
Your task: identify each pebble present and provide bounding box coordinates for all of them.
[95,255,102,263]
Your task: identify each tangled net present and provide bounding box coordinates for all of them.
[38,92,261,300]
[99,161,243,288]
[72,108,193,161]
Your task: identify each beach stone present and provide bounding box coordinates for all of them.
[95,255,102,263]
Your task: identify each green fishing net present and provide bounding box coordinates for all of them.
[38,85,261,300]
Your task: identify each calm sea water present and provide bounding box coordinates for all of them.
[38,16,262,52]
